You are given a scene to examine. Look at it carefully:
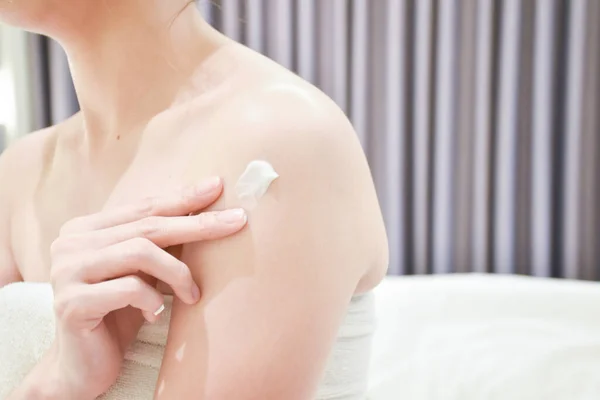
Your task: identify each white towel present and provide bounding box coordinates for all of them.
[368,274,600,400]
[0,282,56,398]
[0,282,374,399]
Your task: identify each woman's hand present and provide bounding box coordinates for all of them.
[48,178,246,399]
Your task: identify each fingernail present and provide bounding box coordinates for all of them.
[191,285,201,302]
[153,304,165,316]
[218,208,247,224]
[196,177,221,195]
[143,311,157,324]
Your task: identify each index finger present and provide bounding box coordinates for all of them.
[61,177,223,234]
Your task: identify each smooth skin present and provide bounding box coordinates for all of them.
[0,1,389,399]
[8,179,247,399]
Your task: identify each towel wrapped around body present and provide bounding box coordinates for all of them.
[0,282,375,399]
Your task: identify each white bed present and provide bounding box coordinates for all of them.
[368,274,600,400]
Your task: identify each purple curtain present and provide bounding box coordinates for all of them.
[17,0,600,279]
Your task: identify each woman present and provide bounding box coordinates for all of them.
[0,1,388,399]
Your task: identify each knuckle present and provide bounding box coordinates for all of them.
[126,237,154,261]
[50,236,76,256]
[51,234,84,258]
[49,237,64,256]
[196,212,218,239]
[123,276,146,297]
[50,258,78,285]
[59,218,83,236]
[174,261,191,284]
[139,197,159,217]
[180,185,200,206]
[49,263,64,284]
[138,216,163,238]
[53,289,81,324]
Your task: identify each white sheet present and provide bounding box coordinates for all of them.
[368,274,600,400]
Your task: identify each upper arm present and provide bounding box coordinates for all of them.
[155,90,385,399]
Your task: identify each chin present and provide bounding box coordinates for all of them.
[0,0,55,33]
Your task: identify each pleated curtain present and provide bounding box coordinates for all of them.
[4,0,600,279]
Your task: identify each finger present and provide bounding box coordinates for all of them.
[60,177,223,234]
[78,238,199,305]
[54,276,165,330]
[84,208,248,249]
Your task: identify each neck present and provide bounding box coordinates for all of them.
[53,1,225,144]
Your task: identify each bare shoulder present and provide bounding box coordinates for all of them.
[0,122,63,285]
[0,123,63,206]
[181,43,362,154]
[185,51,368,177]
[0,129,52,207]
[183,60,389,288]
[211,80,367,182]
[0,113,84,219]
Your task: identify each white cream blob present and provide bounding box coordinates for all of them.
[235,160,279,209]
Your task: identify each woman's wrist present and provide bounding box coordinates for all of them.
[8,368,68,400]
[8,346,92,400]
[8,374,63,400]
[46,347,96,400]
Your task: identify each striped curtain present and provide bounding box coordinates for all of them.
[204,0,600,279]
[2,0,599,279]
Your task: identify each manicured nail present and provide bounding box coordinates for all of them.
[143,311,157,324]
[191,285,201,302]
[218,208,247,224]
[153,304,166,316]
[196,177,221,195]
